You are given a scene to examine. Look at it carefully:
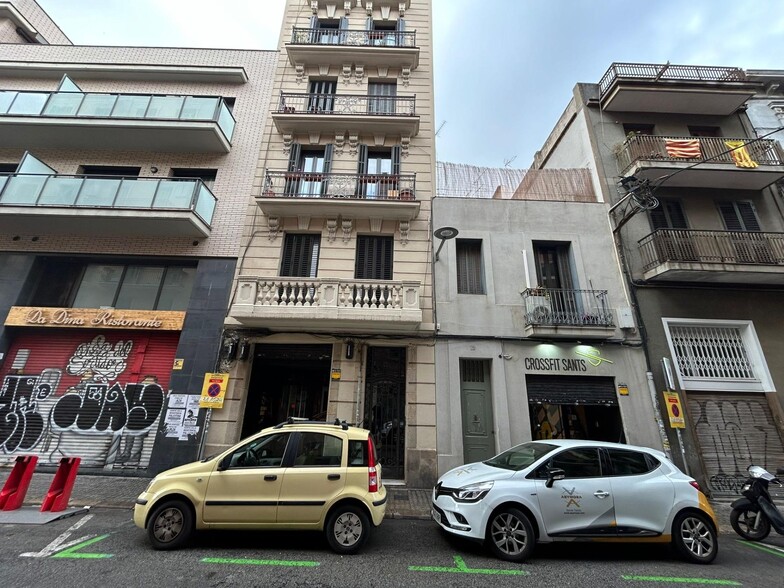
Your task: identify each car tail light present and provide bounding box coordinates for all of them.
[367,436,378,493]
[689,480,702,493]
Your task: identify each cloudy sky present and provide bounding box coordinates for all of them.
[37,0,784,168]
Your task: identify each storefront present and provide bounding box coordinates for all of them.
[0,306,184,471]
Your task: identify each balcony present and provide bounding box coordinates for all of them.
[0,90,235,152]
[257,171,419,221]
[272,92,419,136]
[522,288,616,339]
[286,28,419,71]
[616,135,784,190]
[0,174,216,237]
[639,229,784,284]
[598,62,760,115]
[229,277,422,333]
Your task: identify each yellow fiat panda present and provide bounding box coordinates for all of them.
[133,419,386,554]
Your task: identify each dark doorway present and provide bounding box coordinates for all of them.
[364,346,406,479]
[242,344,333,438]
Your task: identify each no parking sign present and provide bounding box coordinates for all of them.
[663,391,685,428]
[199,373,229,408]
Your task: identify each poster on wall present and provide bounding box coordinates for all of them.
[199,373,229,409]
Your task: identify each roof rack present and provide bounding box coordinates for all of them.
[273,417,350,431]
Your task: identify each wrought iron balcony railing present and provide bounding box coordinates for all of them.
[616,135,784,172]
[262,171,416,201]
[598,62,747,96]
[521,288,614,327]
[290,27,416,48]
[0,173,217,225]
[0,90,236,142]
[277,92,416,116]
[639,229,784,271]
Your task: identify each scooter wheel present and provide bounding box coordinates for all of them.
[730,507,771,541]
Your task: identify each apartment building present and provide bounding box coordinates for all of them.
[532,63,784,495]
[213,0,437,486]
[0,0,275,474]
[433,165,662,475]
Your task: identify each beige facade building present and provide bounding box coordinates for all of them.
[0,0,275,474]
[211,0,438,486]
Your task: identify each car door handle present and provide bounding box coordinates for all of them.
[327,474,341,481]
[264,475,277,481]
[594,490,610,499]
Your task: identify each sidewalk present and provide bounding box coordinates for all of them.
[11,472,734,528]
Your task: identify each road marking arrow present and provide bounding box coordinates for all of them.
[20,514,96,558]
[409,554,528,575]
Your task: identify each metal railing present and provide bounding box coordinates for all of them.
[639,229,784,271]
[237,277,421,311]
[290,27,416,48]
[599,62,747,96]
[277,92,416,116]
[0,173,217,225]
[521,288,614,327]
[262,171,416,201]
[0,89,236,142]
[616,135,784,172]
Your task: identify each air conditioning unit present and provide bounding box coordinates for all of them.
[526,295,552,323]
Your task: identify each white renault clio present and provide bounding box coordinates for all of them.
[432,439,718,564]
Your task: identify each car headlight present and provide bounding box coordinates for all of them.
[454,481,494,502]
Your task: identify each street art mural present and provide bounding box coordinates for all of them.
[0,332,177,470]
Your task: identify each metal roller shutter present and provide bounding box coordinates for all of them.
[0,329,179,471]
[526,375,618,406]
[687,392,784,498]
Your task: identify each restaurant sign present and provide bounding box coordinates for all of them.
[4,306,186,331]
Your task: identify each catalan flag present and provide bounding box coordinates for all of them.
[664,139,702,159]
[724,140,759,168]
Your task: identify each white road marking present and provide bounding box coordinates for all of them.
[20,514,96,558]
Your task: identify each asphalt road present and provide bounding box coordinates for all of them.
[2,508,783,588]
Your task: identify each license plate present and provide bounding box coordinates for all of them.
[431,507,442,524]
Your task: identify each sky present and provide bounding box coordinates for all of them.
[36,0,784,169]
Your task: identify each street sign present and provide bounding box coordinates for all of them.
[663,391,685,428]
[199,373,229,409]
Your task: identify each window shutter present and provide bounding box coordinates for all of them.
[456,240,484,294]
[736,202,761,231]
[391,145,402,176]
[323,144,334,174]
[355,236,393,280]
[308,16,319,43]
[287,142,302,172]
[357,144,369,174]
[650,206,668,230]
[281,234,320,277]
[339,16,348,30]
[365,17,374,30]
[652,200,687,230]
[396,18,406,31]
[718,202,760,231]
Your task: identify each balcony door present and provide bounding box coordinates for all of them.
[650,199,696,261]
[533,243,576,323]
[309,16,347,44]
[718,201,771,263]
[354,235,393,308]
[307,80,336,113]
[285,143,333,197]
[357,145,401,199]
[368,82,397,115]
[279,234,320,305]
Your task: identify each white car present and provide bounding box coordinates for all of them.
[432,439,718,564]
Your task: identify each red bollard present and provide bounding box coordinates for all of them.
[40,457,81,512]
[0,455,39,511]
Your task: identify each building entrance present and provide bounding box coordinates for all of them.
[242,344,332,438]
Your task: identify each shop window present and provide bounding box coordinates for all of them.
[456,239,484,294]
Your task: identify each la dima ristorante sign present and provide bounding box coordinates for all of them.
[5,306,186,331]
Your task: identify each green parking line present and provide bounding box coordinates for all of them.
[736,539,784,558]
[409,554,528,575]
[202,557,319,567]
[51,535,113,559]
[621,576,740,585]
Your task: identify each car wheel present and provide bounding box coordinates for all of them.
[147,499,194,550]
[486,507,536,562]
[325,504,370,555]
[730,506,770,541]
[672,511,717,564]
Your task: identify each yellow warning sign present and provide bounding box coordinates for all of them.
[663,391,685,429]
[200,373,229,409]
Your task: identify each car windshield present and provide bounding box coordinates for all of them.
[483,442,558,471]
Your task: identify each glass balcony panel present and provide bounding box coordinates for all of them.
[217,102,235,141]
[38,176,82,205]
[77,178,120,206]
[7,92,48,115]
[0,91,16,114]
[42,93,83,116]
[112,95,151,118]
[115,179,158,208]
[78,93,118,117]
[153,180,196,209]
[147,96,185,119]
[0,175,47,204]
[194,183,216,224]
[181,96,218,120]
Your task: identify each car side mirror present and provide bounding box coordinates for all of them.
[545,468,566,488]
[217,455,232,471]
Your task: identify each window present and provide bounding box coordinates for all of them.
[281,234,320,278]
[0,163,18,173]
[293,433,343,467]
[717,201,772,262]
[622,123,654,136]
[368,82,397,114]
[718,201,761,232]
[307,79,336,112]
[227,433,290,468]
[366,18,405,46]
[357,145,401,199]
[355,235,393,280]
[538,448,602,479]
[650,199,688,230]
[606,449,658,476]
[348,438,376,467]
[171,168,218,189]
[79,165,141,177]
[533,243,573,290]
[285,143,334,197]
[688,126,722,138]
[310,16,347,44]
[456,239,484,294]
[69,263,196,310]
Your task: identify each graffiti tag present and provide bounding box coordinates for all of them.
[67,335,132,380]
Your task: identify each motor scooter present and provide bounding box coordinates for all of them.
[730,465,784,541]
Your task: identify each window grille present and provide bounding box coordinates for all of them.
[669,325,756,380]
[460,359,486,383]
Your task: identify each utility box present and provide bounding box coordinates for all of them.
[617,307,635,329]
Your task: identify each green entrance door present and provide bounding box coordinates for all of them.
[459,359,495,464]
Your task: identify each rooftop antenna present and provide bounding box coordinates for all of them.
[503,155,518,167]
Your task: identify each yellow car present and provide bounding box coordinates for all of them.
[134,419,387,554]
